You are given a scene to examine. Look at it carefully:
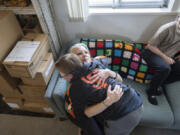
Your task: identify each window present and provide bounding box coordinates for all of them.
[88,0,170,8]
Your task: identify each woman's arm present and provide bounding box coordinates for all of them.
[107,69,123,82]
[85,85,123,118]
[89,69,123,88]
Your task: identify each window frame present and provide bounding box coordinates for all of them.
[88,0,176,14]
[88,0,169,9]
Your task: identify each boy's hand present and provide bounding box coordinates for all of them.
[103,85,123,107]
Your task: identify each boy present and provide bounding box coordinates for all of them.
[56,53,143,135]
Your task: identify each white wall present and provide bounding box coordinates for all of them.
[172,0,180,11]
[52,0,178,51]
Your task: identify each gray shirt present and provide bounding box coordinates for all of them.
[149,21,180,57]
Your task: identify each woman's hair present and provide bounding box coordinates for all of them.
[68,43,90,54]
[55,53,82,75]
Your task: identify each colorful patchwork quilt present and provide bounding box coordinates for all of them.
[80,38,154,84]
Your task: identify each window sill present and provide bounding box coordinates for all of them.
[89,7,178,15]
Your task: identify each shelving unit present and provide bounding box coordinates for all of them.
[0,4,36,15]
[0,0,61,115]
[0,0,61,60]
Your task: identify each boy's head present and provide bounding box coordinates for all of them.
[56,53,82,81]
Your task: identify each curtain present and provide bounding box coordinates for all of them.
[66,0,89,21]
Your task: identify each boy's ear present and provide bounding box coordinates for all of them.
[64,74,73,82]
[69,74,73,79]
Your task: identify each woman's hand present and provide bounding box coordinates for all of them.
[89,69,110,87]
[103,85,123,107]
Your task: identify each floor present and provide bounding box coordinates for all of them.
[0,114,180,135]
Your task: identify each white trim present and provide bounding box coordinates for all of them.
[66,0,89,22]
[31,0,61,59]
[89,0,177,15]
[89,8,178,15]
[0,4,36,15]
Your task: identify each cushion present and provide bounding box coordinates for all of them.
[44,69,63,118]
[164,81,180,129]
[80,38,154,84]
[123,78,174,128]
[53,77,69,119]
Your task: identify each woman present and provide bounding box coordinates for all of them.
[69,43,124,135]
[63,43,143,135]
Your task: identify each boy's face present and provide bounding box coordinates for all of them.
[59,71,73,82]
[71,46,91,63]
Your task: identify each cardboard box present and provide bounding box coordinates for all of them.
[0,0,3,4]
[21,101,54,114]
[0,88,22,98]
[0,11,23,70]
[3,97,23,110]
[3,33,50,78]
[21,53,55,86]
[4,0,30,7]
[19,84,46,99]
[22,97,48,104]
[0,69,21,98]
[23,23,42,34]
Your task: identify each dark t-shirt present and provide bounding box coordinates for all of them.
[64,57,142,133]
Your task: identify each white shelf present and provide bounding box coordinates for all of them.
[0,4,36,15]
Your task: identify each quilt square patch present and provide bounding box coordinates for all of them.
[114,50,122,57]
[122,59,129,67]
[97,49,104,56]
[123,51,132,59]
[135,78,143,83]
[113,58,121,64]
[106,49,112,56]
[97,42,104,48]
[130,62,139,70]
[82,41,88,45]
[121,66,128,73]
[105,41,113,48]
[90,39,96,42]
[137,72,145,78]
[129,69,136,76]
[127,75,134,80]
[125,44,133,51]
[139,64,148,72]
[89,42,96,48]
[108,57,112,64]
[146,74,153,80]
[112,65,120,71]
[89,49,96,57]
[115,42,123,49]
[132,53,140,62]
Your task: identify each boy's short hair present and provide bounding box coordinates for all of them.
[56,53,82,75]
[68,43,90,54]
